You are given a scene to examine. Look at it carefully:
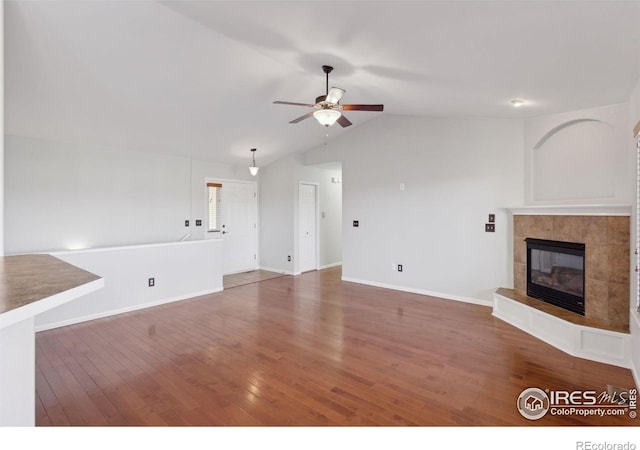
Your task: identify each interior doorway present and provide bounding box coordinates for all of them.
[298,182,319,273]
[206,179,258,275]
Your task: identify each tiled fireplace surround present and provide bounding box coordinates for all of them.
[493,207,633,367]
[511,213,630,332]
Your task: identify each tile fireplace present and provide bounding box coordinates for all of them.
[492,205,632,368]
[512,210,630,331]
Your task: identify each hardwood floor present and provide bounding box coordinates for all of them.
[35,267,637,426]
[223,269,285,289]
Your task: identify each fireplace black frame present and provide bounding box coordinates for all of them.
[525,238,586,316]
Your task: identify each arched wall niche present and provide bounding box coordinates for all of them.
[532,118,617,202]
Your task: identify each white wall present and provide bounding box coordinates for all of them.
[4,135,255,254]
[306,114,524,304]
[4,136,242,332]
[35,239,222,330]
[5,135,191,253]
[0,317,34,425]
[258,154,342,274]
[524,103,631,204]
[188,159,255,241]
[259,156,295,273]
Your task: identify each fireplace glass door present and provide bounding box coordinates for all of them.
[525,238,586,315]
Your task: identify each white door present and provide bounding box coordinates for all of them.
[220,181,257,275]
[299,183,318,273]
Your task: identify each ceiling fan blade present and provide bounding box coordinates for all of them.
[337,114,352,128]
[274,101,315,107]
[341,104,384,112]
[289,111,315,124]
[326,87,345,104]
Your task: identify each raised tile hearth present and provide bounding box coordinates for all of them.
[492,205,633,368]
[513,212,630,332]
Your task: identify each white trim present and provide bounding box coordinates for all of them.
[298,181,320,273]
[341,276,492,307]
[493,291,632,369]
[223,268,260,276]
[635,133,639,311]
[319,262,342,270]
[0,278,104,330]
[631,310,640,390]
[35,287,223,332]
[507,204,631,216]
[258,266,296,276]
[52,238,210,256]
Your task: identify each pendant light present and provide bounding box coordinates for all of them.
[249,148,259,176]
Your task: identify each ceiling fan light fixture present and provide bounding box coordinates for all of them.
[313,109,341,127]
[249,148,259,176]
[273,65,383,128]
[326,87,345,104]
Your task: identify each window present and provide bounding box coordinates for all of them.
[207,183,222,232]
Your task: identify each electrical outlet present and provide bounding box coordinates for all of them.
[353,220,359,227]
[485,223,495,232]
[397,264,403,272]
[488,214,495,223]
[287,255,291,262]
[148,277,155,287]
[195,219,202,226]
[185,220,190,227]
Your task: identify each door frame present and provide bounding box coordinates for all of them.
[204,177,258,274]
[297,181,320,274]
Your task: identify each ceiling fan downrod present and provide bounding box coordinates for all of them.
[322,65,333,97]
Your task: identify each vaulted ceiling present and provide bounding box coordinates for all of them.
[5,1,640,168]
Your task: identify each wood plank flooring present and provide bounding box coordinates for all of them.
[35,267,638,426]
[223,269,285,289]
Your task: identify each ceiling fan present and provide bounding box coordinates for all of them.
[273,65,384,128]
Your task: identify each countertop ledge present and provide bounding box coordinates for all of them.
[0,254,103,329]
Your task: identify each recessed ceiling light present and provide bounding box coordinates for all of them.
[510,99,526,108]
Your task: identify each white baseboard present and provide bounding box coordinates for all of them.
[258,263,340,275]
[319,262,342,270]
[35,287,223,332]
[258,266,295,275]
[340,276,492,307]
[493,291,632,369]
[223,267,259,276]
